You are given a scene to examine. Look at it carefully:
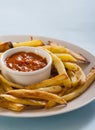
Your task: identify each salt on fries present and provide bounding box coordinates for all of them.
[0,40,95,112]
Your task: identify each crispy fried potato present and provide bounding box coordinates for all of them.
[0,75,23,89]
[65,62,86,85]
[67,70,79,87]
[0,98,24,111]
[68,49,89,63]
[44,43,88,63]
[37,85,62,94]
[0,86,5,94]
[55,53,77,62]
[1,83,13,92]
[0,94,45,106]
[74,64,86,85]
[45,101,57,109]
[0,42,13,52]
[43,45,69,53]
[7,89,67,104]
[50,52,67,74]
[13,40,44,47]
[26,74,67,89]
[45,88,67,109]
[64,62,79,71]
[62,67,95,101]
[46,50,71,88]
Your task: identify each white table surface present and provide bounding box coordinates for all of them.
[0,0,95,130]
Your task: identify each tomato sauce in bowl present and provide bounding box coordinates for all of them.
[5,52,47,72]
[1,46,52,85]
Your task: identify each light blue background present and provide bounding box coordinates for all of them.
[0,0,95,130]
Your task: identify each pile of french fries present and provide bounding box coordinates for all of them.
[0,39,95,112]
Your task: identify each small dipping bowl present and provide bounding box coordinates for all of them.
[0,47,52,86]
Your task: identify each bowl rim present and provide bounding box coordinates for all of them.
[0,46,52,75]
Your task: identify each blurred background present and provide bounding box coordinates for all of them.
[0,0,95,55]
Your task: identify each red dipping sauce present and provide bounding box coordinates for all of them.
[5,52,47,72]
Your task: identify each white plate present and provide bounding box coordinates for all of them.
[0,35,95,118]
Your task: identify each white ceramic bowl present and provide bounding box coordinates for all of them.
[0,46,52,86]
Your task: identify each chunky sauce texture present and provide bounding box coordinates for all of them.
[5,52,47,72]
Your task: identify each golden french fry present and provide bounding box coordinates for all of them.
[0,86,5,94]
[7,89,67,104]
[67,49,89,63]
[0,42,13,52]
[45,50,71,88]
[74,65,86,85]
[0,75,23,89]
[1,82,13,92]
[55,53,77,62]
[37,85,62,94]
[13,40,44,47]
[62,67,95,101]
[64,62,79,71]
[50,52,67,74]
[67,70,79,87]
[44,44,88,63]
[0,98,24,111]
[45,88,67,109]
[43,45,69,53]
[26,74,67,89]
[64,62,86,85]
[45,101,57,109]
[0,94,46,106]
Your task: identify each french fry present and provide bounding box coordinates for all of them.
[46,50,71,88]
[67,49,89,63]
[45,101,57,109]
[13,40,44,47]
[0,42,13,52]
[0,75,23,89]
[51,57,71,87]
[62,67,95,101]
[64,62,79,71]
[43,45,69,53]
[7,89,67,104]
[1,83,13,92]
[26,74,68,89]
[37,85,62,94]
[0,87,5,94]
[67,70,79,87]
[50,52,67,74]
[74,65,86,85]
[55,53,77,62]
[45,88,67,109]
[0,94,46,106]
[0,98,24,111]
[65,62,86,85]
[44,44,88,63]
